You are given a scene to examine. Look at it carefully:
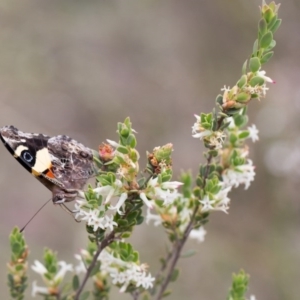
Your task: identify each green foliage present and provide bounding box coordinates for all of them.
[6,2,282,300]
[227,270,249,300]
[7,227,28,300]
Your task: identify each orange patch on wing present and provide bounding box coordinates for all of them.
[45,169,55,178]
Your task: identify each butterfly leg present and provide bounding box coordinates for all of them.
[59,203,81,223]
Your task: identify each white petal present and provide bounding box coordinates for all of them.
[140,192,153,209]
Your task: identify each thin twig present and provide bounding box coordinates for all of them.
[155,128,222,300]
[74,230,116,300]
[155,206,199,300]
[155,250,173,280]
[131,290,139,300]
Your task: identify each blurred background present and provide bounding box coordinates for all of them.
[0,0,298,299]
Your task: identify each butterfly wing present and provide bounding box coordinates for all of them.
[0,126,95,205]
[0,125,53,175]
[46,134,95,191]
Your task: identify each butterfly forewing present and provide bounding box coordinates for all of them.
[0,125,96,204]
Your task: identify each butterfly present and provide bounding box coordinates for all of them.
[0,125,96,215]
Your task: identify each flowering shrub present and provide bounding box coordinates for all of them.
[7,1,281,300]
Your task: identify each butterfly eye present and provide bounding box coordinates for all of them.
[22,151,33,162]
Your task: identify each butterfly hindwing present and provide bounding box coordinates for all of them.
[47,134,95,190]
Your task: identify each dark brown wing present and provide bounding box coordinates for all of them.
[47,135,95,191]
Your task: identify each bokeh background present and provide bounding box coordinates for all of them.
[0,0,298,299]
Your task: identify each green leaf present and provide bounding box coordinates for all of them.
[259,18,267,36]
[162,290,172,298]
[89,261,101,277]
[15,264,24,271]
[237,75,247,88]
[236,92,250,103]
[260,51,274,64]
[118,219,128,227]
[11,242,21,255]
[215,94,223,105]
[249,76,265,87]
[269,19,282,33]
[234,115,248,127]
[265,39,276,51]
[79,291,90,300]
[207,149,219,157]
[227,270,249,300]
[136,215,144,225]
[263,8,273,23]
[260,31,273,48]
[249,57,261,73]
[170,268,180,282]
[229,134,237,145]
[72,275,80,291]
[238,131,250,139]
[128,134,137,148]
[252,39,259,55]
[121,232,131,238]
[181,249,196,258]
[117,146,129,154]
[241,59,248,75]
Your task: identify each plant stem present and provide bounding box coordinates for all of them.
[155,206,199,300]
[74,230,115,300]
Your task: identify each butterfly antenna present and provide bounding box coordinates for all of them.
[20,198,52,233]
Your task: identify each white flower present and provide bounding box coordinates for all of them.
[222,159,255,190]
[249,296,256,300]
[54,261,73,282]
[136,272,155,289]
[221,85,231,92]
[80,209,98,223]
[247,124,259,142]
[146,208,162,226]
[199,195,215,212]
[81,209,104,231]
[261,84,269,96]
[94,180,122,204]
[192,115,213,138]
[31,260,47,276]
[140,192,154,209]
[81,209,117,231]
[111,271,126,285]
[257,70,274,83]
[209,131,226,149]
[102,215,118,231]
[143,177,182,206]
[74,254,86,274]
[213,185,231,213]
[199,182,231,213]
[191,114,201,135]
[31,281,49,297]
[109,192,128,214]
[73,199,88,220]
[192,130,212,139]
[95,248,155,293]
[227,117,235,128]
[161,181,183,189]
[190,227,207,243]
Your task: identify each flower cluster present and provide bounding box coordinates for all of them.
[192,113,226,149]
[75,242,155,293]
